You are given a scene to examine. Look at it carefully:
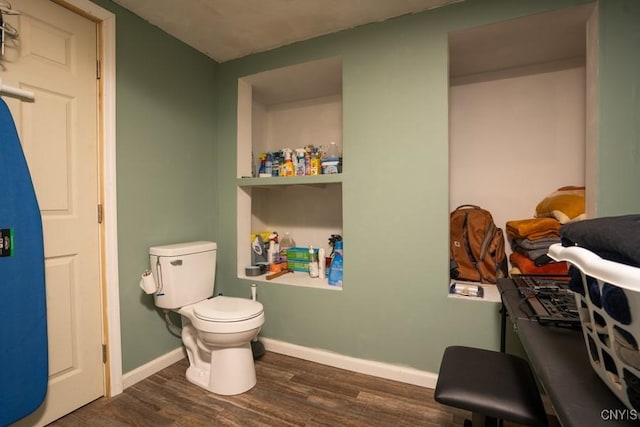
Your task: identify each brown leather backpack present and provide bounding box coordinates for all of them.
[450,205,508,283]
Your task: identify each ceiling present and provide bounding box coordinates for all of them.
[112,0,462,63]
[112,0,593,80]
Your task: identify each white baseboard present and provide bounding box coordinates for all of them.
[121,340,438,391]
[122,347,186,389]
[261,337,438,389]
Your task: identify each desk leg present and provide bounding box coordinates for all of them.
[500,303,506,353]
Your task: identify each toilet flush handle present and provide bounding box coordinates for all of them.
[170,259,183,266]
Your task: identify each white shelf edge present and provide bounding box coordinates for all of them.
[237,175,343,188]
[238,272,342,291]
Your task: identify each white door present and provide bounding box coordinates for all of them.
[1,0,104,425]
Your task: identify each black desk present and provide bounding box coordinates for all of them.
[497,278,637,427]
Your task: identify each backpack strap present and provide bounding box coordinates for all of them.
[455,204,481,211]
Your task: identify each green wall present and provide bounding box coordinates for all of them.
[92,0,218,372]
[597,0,640,215]
[92,0,640,377]
[215,0,595,374]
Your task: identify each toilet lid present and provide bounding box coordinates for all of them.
[193,296,263,322]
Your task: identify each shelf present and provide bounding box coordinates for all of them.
[237,174,343,188]
[238,271,343,291]
[237,56,344,291]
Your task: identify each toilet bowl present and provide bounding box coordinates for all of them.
[179,297,264,395]
[148,241,265,395]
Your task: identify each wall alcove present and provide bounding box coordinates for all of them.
[448,3,598,278]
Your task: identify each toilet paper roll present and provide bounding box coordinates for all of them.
[139,271,157,294]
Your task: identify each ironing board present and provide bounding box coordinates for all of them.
[0,98,48,425]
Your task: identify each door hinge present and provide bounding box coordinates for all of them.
[98,204,103,224]
[102,344,108,364]
[97,59,101,80]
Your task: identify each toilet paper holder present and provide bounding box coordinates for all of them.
[139,269,158,294]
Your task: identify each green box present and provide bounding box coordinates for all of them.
[286,247,318,262]
[287,260,309,272]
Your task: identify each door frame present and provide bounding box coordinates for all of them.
[53,0,122,396]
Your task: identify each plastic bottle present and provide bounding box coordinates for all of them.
[328,241,343,286]
[308,245,319,278]
[267,240,277,264]
[258,153,271,178]
[322,141,341,174]
[310,149,321,175]
[282,148,294,176]
[295,149,306,176]
[304,150,311,175]
[271,152,280,177]
[325,141,340,160]
[318,248,326,279]
[264,153,273,176]
[267,233,279,264]
[279,232,295,262]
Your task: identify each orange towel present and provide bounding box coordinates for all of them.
[509,252,568,276]
[506,218,561,240]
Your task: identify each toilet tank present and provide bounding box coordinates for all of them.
[149,241,217,309]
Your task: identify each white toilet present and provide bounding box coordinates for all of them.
[149,241,265,395]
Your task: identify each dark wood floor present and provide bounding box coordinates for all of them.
[49,351,557,426]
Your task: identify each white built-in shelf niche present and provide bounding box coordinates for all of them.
[447,3,596,301]
[236,56,344,290]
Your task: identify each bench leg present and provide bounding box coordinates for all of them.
[471,413,498,427]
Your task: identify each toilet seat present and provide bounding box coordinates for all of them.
[194,296,263,322]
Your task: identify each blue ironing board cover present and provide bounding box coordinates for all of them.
[0,98,48,425]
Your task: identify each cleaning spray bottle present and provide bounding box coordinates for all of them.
[304,146,312,175]
[295,148,306,176]
[328,240,343,286]
[258,153,270,177]
[282,148,294,176]
[310,148,321,175]
[267,233,279,264]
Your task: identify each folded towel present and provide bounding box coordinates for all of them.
[506,218,561,240]
[514,246,551,262]
[509,251,568,275]
[513,237,561,251]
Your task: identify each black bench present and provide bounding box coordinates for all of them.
[435,346,548,427]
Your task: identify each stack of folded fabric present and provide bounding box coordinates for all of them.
[506,217,568,275]
[505,186,587,276]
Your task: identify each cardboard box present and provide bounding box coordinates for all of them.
[286,260,309,272]
[286,247,318,262]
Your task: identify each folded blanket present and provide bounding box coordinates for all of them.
[506,218,561,240]
[509,251,568,275]
[511,237,561,261]
[514,246,551,261]
[513,237,561,251]
[561,214,640,267]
